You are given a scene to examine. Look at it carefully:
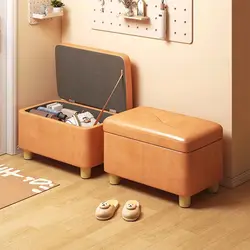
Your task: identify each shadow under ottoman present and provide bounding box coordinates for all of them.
[103,106,223,208]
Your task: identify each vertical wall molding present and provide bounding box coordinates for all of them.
[6,0,17,154]
[0,1,7,155]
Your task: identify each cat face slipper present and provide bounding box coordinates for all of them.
[122,200,141,222]
[95,200,119,221]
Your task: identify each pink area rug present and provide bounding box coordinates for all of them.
[0,164,59,209]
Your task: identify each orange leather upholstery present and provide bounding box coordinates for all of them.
[18,44,133,177]
[103,106,223,197]
[103,106,223,153]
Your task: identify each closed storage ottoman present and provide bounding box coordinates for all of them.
[103,106,223,207]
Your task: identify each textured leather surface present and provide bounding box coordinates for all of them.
[19,100,107,169]
[104,133,223,196]
[103,106,223,152]
[18,44,133,170]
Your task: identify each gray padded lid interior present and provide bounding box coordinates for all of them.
[55,45,127,113]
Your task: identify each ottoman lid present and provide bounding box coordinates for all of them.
[55,44,132,113]
[103,106,223,153]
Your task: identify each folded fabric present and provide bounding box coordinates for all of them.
[66,111,100,127]
[61,108,78,118]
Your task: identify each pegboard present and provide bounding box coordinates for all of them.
[92,0,193,44]
[28,0,53,25]
[165,0,193,43]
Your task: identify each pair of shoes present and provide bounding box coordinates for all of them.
[95,199,140,222]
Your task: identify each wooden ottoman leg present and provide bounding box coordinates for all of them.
[23,150,33,160]
[179,196,191,208]
[208,183,219,194]
[80,168,91,179]
[109,174,120,185]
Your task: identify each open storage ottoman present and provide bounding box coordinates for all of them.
[103,106,223,207]
[18,44,132,178]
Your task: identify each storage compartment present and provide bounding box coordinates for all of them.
[103,106,223,207]
[18,44,133,178]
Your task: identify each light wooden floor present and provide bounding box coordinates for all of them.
[0,154,250,250]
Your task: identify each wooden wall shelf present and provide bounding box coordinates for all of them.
[122,15,149,21]
[32,12,63,20]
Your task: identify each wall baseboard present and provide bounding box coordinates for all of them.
[221,169,250,188]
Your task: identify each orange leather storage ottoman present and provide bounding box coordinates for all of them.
[18,44,132,179]
[103,106,223,207]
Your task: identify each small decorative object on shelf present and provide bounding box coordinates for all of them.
[137,0,146,16]
[51,0,65,13]
[118,0,137,17]
[39,4,53,15]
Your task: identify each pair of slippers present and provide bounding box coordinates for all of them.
[95,199,140,222]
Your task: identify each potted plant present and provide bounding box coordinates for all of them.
[118,0,137,16]
[51,0,65,13]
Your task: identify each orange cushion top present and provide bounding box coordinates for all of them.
[103,106,223,153]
